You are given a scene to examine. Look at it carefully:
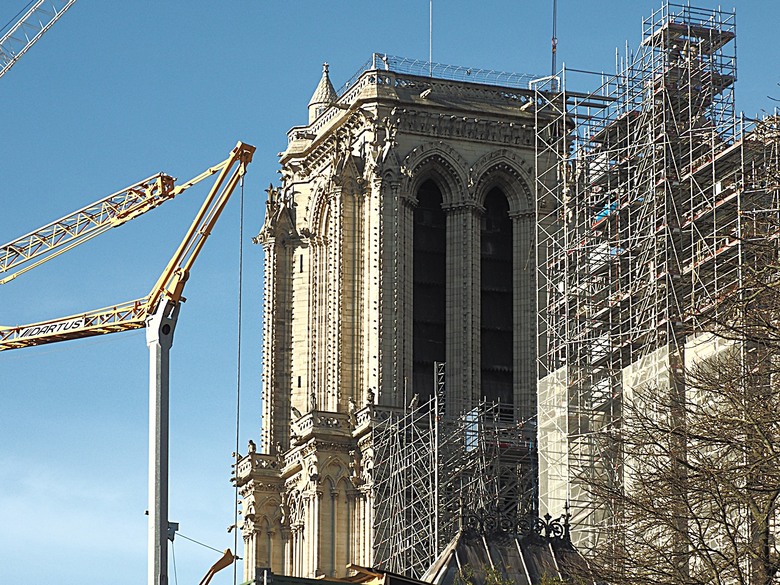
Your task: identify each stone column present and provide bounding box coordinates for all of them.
[383,187,415,408]
[261,238,294,452]
[360,485,373,566]
[331,190,344,412]
[309,490,321,576]
[444,202,481,415]
[260,240,277,453]
[364,177,382,407]
[352,491,363,565]
[242,527,257,582]
[309,236,324,411]
[512,210,536,421]
[339,189,362,411]
[282,527,292,575]
[327,487,337,576]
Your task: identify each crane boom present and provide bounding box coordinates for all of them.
[1,140,255,585]
[148,144,255,312]
[0,173,175,284]
[0,0,77,79]
[0,298,147,350]
[0,140,255,352]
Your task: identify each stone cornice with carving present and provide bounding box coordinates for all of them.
[282,111,374,184]
[234,453,280,485]
[441,200,484,213]
[509,210,535,220]
[311,440,354,453]
[291,410,352,441]
[284,472,303,491]
[387,73,537,112]
[287,70,537,149]
[393,107,534,148]
[279,70,541,193]
[356,433,373,451]
[238,478,284,499]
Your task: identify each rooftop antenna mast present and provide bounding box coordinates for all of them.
[551,0,558,78]
[429,0,433,76]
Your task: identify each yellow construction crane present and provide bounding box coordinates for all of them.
[0,142,254,350]
[0,140,255,585]
[0,172,176,284]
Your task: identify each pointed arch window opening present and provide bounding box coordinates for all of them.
[480,187,513,408]
[413,179,446,404]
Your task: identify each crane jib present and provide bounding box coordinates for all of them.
[2,299,149,350]
[18,317,85,338]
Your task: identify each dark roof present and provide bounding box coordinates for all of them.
[422,525,595,585]
[244,518,595,585]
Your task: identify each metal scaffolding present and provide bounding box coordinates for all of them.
[372,390,537,578]
[535,1,780,550]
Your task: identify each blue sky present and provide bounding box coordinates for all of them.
[1,1,778,584]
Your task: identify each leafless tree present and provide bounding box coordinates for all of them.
[581,239,780,585]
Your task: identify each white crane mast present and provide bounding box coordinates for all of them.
[0,0,76,79]
[1,141,255,585]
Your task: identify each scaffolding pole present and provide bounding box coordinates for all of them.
[534,1,780,553]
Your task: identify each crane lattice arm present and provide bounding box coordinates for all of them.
[0,141,255,351]
[0,173,176,284]
[0,0,77,79]
[0,298,148,350]
[147,143,255,312]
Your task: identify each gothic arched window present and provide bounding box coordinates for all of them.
[481,187,513,407]
[413,180,446,403]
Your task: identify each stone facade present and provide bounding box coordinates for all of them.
[235,61,553,581]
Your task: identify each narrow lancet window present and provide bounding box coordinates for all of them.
[413,180,446,403]
[481,188,513,406]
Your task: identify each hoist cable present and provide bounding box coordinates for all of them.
[233,173,245,585]
[177,532,226,555]
[171,540,179,585]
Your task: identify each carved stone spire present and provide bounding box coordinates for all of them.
[307,62,337,124]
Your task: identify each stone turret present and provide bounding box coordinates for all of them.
[307,63,337,124]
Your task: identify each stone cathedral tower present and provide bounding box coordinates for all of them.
[235,57,551,582]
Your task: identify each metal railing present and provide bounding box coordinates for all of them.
[337,52,541,97]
